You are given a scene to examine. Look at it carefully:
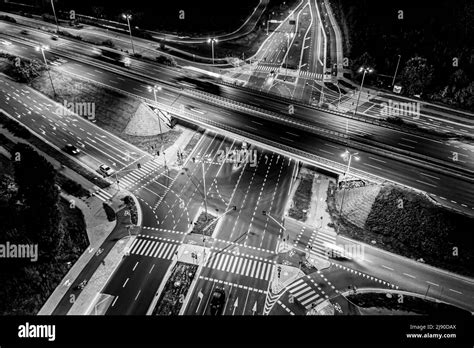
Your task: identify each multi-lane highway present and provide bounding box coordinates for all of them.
[1,26,473,215]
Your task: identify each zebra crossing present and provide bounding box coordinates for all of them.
[299,70,323,80]
[254,64,281,73]
[129,237,179,259]
[92,187,113,202]
[286,278,321,309]
[206,252,274,282]
[117,160,162,190]
[307,229,337,259]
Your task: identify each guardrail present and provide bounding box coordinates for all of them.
[184,89,474,182]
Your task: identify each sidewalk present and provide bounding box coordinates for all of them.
[39,190,139,315]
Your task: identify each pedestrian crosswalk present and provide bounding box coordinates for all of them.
[286,278,321,309]
[299,70,323,80]
[129,237,179,259]
[307,229,337,259]
[117,160,162,190]
[205,252,274,282]
[92,187,113,202]
[255,64,281,73]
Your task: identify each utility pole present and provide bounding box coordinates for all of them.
[391,55,401,87]
[50,0,59,33]
[353,67,373,117]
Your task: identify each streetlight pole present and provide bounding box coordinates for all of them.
[123,14,135,55]
[202,160,208,220]
[336,150,360,234]
[148,85,167,170]
[207,38,217,64]
[36,45,56,96]
[353,66,373,117]
[391,55,401,87]
[50,0,59,33]
[285,32,294,77]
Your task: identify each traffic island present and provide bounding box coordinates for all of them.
[189,210,218,237]
[150,262,198,315]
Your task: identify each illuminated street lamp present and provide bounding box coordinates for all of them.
[147,85,167,169]
[207,38,218,64]
[35,45,56,96]
[353,66,373,117]
[122,14,135,55]
[336,150,360,234]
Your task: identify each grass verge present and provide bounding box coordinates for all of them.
[327,183,474,277]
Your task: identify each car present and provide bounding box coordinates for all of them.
[99,164,114,177]
[64,144,80,155]
[209,287,226,315]
[1,40,12,46]
[51,34,58,40]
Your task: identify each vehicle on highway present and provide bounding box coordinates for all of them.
[92,46,128,67]
[209,287,226,315]
[51,34,59,40]
[99,164,114,177]
[1,39,12,46]
[64,144,80,155]
[184,105,206,114]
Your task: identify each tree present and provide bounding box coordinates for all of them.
[11,144,62,257]
[400,56,434,96]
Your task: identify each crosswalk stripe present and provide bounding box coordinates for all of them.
[249,260,257,277]
[220,254,230,270]
[264,264,272,281]
[153,243,165,258]
[142,240,155,256]
[148,242,160,257]
[240,259,248,276]
[301,294,320,307]
[219,254,228,270]
[135,239,149,254]
[255,262,262,279]
[227,257,236,273]
[287,278,304,290]
[163,244,175,259]
[289,283,306,293]
[130,239,143,253]
[159,244,172,259]
[297,289,315,299]
[234,258,243,274]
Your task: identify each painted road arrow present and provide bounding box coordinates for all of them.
[252,301,257,315]
[232,297,239,315]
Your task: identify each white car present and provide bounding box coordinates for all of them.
[99,164,114,177]
[1,40,12,46]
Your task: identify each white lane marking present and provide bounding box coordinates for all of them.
[363,163,383,170]
[285,131,299,137]
[415,179,437,188]
[381,265,394,271]
[280,136,294,142]
[111,296,119,307]
[369,156,386,163]
[251,120,263,126]
[402,272,416,279]
[398,143,415,149]
[135,290,141,301]
[419,172,440,180]
[132,261,139,271]
[426,281,439,287]
[448,288,462,295]
[122,278,129,287]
